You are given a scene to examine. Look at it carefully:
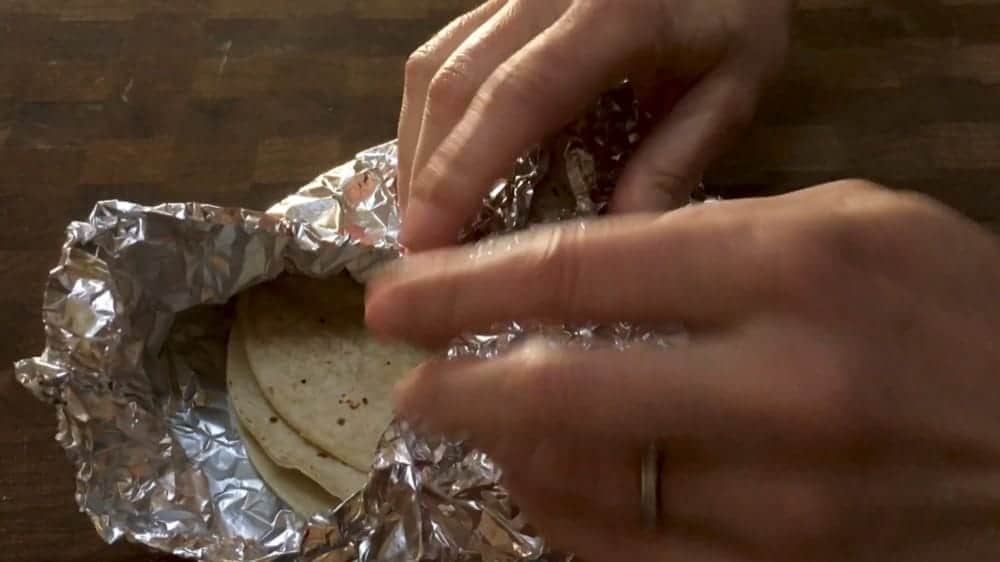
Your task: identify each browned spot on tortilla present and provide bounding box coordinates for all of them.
[317,451,329,458]
[300,379,307,384]
[269,416,278,423]
[337,418,346,426]
[362,397,368,405]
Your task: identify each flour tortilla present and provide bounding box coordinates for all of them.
[239,274,427,472]
[227,323,366,500]
[236,419,338,517]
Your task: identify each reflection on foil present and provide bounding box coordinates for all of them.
[15,84,696,561]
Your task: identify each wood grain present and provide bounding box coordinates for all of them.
[1,1,998,561]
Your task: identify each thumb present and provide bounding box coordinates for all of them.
[611,67,760,213]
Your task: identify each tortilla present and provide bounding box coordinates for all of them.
[227,323,367,500]
[236,419,338,517]
[239,274,427,472]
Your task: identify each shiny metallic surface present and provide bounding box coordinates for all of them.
[640,444,661,532]
[15,84,694,561]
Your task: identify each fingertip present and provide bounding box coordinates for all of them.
[364,277,402,339]
[399,197,433,250]
[392,358,466,434]
[392,367,423,419]
[609,156,694,214]
[609,177,683,214]
[400,196,457,251]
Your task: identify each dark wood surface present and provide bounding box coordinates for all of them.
[1,1,998,560]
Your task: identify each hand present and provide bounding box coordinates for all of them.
[397,0,791,250]
[367,180,1000,561]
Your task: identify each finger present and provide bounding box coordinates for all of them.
[402,4,654,250]
[668,464,1000,560]
[398,0,506,211]
[663,466,839,558]
[511,478,746,562]
[394,337,848,462]
[395,341,833,559]
[529,509,741,562]
[368,207,768,347]
[610,66,762,213]
[409,1,568,198]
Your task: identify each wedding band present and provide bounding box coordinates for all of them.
[640,443,661,531]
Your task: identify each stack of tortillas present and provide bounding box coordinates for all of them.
[228,274,427,515]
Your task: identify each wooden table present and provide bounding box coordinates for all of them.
[1,1,997,560]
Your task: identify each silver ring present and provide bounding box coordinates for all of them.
[640,443,661,531]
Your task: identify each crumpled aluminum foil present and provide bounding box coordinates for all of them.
[15,85,688,561]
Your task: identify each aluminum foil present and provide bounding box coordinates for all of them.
[15,84,687,561]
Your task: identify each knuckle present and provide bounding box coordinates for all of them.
[811,180,934,266]
[641,163,698,201]
[726,92,758,132]
[759,180,929,310]
[765,183,884,291]
[438,273,468,335]
[508,342,573,416]
[713,79,759,133]
[823,178,887,196]
[513,0,571,24]
[826,179,944,224]
[886,189,949,222]
[426,65,477,116]
[408,149,462,208]
[485,62,552,116]
[580,0,617,14]
[404,49,436,88]
[529,227,584,317]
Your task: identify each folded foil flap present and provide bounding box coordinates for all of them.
[15,85,690,561]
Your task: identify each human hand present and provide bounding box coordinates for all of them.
[367,180,1000,561]
[397,0,791,250]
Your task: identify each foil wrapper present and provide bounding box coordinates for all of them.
[15,85,687,561]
